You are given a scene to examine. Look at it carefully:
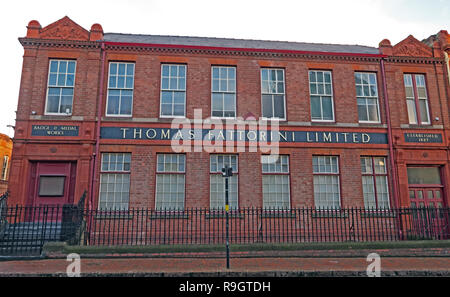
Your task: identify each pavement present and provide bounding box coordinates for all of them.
[0,255,449,276]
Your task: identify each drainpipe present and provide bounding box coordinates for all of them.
[90,42,106,210]
[380,59,400,209]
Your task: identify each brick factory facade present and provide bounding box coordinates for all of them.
[7,17,450,213]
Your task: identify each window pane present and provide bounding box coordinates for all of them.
[46,89,60,113]
[273,95,285,118]
[311,96,321,119]
[419,100,429,123]
[407,167,441,184]
[407,100,417,124]
[262,95,273,118]
[262,175,290,209]
[374,157,386,174]
[39,176,65,196]
[322,97,333,120]
[362,176,376,208]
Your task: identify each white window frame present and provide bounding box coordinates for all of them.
[260,68,287,121]
[105,62,135,117]
[313,156,341,209]
[261,155,291,209]
[211,66,237,119]
[155,154,186,210]
[309,70,335,122]
[160,64,187,118]
[44,59,76,116]
[209,154,239,210]
[98,153,131,211]
[361,156,390,210]
[355,72,381,124]
[404,74,431,125]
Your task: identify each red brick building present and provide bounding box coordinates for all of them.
[0,133,12,194]
[8,17,450,213]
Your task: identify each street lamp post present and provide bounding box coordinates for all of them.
[222,165,233,269]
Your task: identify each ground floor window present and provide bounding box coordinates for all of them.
[313,156,340,209]
[361,156,390,209]
[261,155,290,209]
[155,154,185,210]
[99,153,131,210]
[210,154,238,209]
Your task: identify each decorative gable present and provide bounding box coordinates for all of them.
[392,35,433,57]
[39,16,90,41]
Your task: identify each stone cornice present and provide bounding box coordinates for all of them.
[384,56,444,65]
[104,42,383,62]
[18,38,446,65]
[19,37,101,49]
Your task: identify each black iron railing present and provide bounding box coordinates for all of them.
[82,207,450,246]
[0,191,8,239]
[0,191,87,256]
[1,201,449,255]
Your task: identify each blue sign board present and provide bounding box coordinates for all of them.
[101,127,388,144]
[31,125,79,136]
[404,133,442,143]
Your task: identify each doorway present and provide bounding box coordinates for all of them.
[29,162,77,208]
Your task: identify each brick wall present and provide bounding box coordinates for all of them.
[7,17,450,209]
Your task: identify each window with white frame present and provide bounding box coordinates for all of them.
[261,155,290,209]
[160,64,186,117]
[355,72,380,123]
[99,153,131,210]
[156,154,185,210]
[404,74,430,125]
[309,70,334,121]
[211,66,236,118]
[1,156,9,181]
[45,60,76,115]
[261,68,286,120]
[210,155,238,209]
[361,157,390,209]
[313,156,340,209]
[106,62,135,116]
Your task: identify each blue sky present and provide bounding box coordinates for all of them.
[0,0,448,136]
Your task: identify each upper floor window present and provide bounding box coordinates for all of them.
[106,62,135,117]
[404,74,430,125]
[309,70,334,121]
[211,66,236,118]
[45,60,76,115]
[160,64,186,118]
[355,72,380,123]
[261,68,286,120]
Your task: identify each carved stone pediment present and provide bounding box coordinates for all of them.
[392,35,433,57]
[40,16,89,41]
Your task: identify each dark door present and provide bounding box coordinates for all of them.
[407,166,448,239]
[32,162,75,207]
[27,162,77,222]
[409,187,447,239]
